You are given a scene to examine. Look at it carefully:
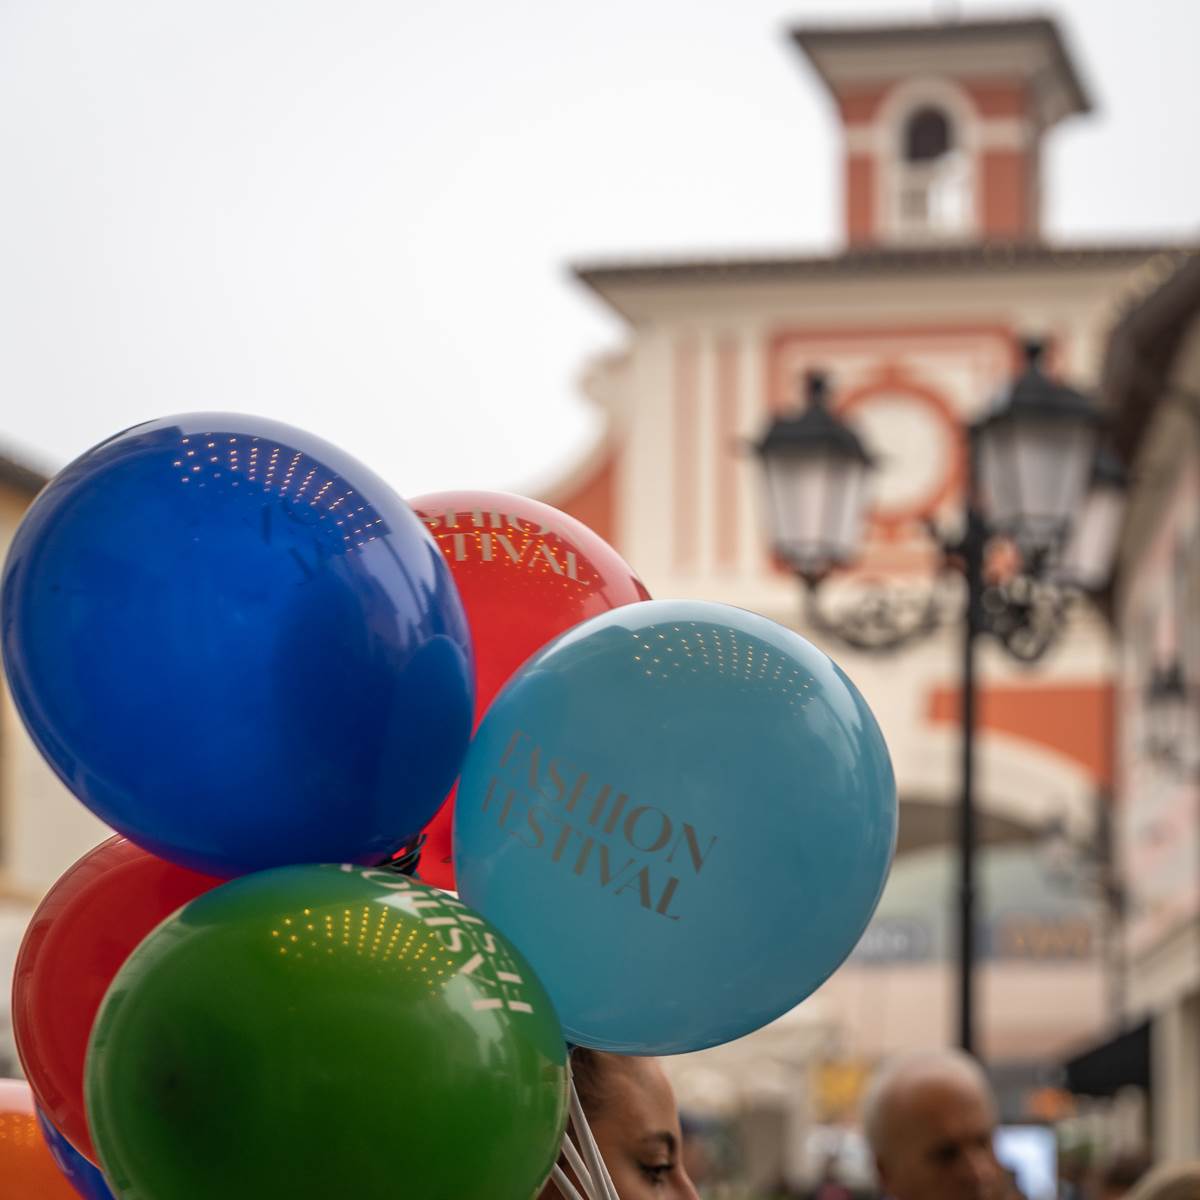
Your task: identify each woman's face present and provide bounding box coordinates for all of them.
[548,1056,700,1200]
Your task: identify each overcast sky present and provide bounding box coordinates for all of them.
[1,0,1197,498]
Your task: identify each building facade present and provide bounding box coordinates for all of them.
[1104,254,1200,1160]
[544,14,1195,1163]
[0,455,111,1074]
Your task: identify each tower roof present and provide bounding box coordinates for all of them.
[790,15,1091,126]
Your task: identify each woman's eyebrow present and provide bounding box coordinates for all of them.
[637,1132,678,1154]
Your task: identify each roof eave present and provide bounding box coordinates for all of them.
[788,16,1092,119]
[0,450,50,496]
[571,242,1190,294]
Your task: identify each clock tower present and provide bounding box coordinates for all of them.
[792,18,1091,246]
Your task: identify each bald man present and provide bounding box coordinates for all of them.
[861,1050,1005,1200]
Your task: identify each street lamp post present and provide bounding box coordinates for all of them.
[753,340,1126,1060]
[958,424,986,1057]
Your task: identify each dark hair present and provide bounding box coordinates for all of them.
[570,1046,610,1118]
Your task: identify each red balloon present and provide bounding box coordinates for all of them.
[12,837,222,1161]
[408,491,649,888]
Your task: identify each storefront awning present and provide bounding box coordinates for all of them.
[1063,1020,1150,1097]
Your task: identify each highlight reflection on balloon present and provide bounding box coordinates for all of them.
[85,865,568,1200]
[1,415,474,876]
[409,490,649,889]
[14,836,222,1161]
[455,599,897,1055]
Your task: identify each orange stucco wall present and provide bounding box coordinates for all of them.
[837,85,891,125]
[548,451,617,547]
[980,148,1033,240]
[962,79,1027,119]
[927,682,1115,787]
[845,154,876,245]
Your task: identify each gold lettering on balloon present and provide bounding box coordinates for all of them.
[418,509,589,585]
[341,866,537,1013]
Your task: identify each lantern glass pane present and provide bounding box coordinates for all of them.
[829,461,871,561]
[978,417,1021,528]
[1058,484,1125,590]
[1010,418,1096,548]
[763,450,866,575]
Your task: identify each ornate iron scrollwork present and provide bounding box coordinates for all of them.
[979,571,1073,663]
[804,559,1073,664]
[804,576,946,654]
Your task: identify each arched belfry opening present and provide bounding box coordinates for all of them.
[894,100,973,238]
[904,106,952,162]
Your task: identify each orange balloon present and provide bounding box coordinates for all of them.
[0,1079,80,1198]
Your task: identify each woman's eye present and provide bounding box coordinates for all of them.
[640,1163,672,1185]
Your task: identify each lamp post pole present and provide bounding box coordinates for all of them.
[958,426,985,1057]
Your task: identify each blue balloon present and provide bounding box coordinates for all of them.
[1,415,473,876]
[37,1109,115,1200]
[454,600,895,1055]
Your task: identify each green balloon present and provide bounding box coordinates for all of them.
[85,865,568,1199]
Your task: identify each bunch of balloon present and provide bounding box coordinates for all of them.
[407,491,649,890]
[454,599,898,1056]
[2,417,570,1199]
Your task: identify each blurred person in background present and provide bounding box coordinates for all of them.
[999,1165,1027,1200]
[1058,1144,1093,1200]
[1098,1152,1154,1200]
[812,1154,854,1200]
[1124,1162,1200,1200]
[541,1047,700,1200]
[678,1113,714,1193]
[862,1049,1004,1200]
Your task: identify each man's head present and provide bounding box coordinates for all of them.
[862,1049,1003,1200]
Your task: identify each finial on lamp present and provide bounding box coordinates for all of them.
[1021,338,1047,371]
[803,370,830,409]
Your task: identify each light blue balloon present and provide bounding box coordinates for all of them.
[455,599,896,1055]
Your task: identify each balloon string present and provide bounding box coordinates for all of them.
[560,1135,596,1196]
[382,833,426,877]
[569,1075,620,1200]
[551,1163,588,1200]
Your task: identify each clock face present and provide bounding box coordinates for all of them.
[840,390,958,522]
